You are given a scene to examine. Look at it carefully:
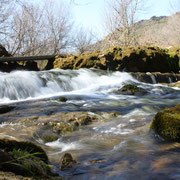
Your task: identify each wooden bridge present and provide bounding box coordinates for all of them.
[0,55,55,63]
[0,55,56,71]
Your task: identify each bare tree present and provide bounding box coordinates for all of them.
[0,0,16,43]
[73,27,95,54]
[6,3,46,55]
[44,1,73,55]
[1,0,73,56]
[104,0,145,47]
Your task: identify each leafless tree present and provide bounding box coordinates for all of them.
[6,3,45,55]
[1,0,73,56]
[0,0,16,43]
[73,27,95,54]
[44,1,73,55]
[104,0,145,47]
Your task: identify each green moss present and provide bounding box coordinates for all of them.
[54,46,180,73]
[71,114,95,127]
[151,105,180,142]
[57,97,67,102]
[73,51,100,69]
[41,133,59,143]
[49,121,76,134]
[0,139,51,177]
[8,148,51,176]
[0,139,48,162]
[119,84,147,95]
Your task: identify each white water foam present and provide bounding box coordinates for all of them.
[0,69,136,103]
[0,69,178,104]
[0,122,22,128]
[93,123,134,136]
[46,139,84,152]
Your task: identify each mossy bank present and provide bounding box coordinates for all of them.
[54,46,180,73]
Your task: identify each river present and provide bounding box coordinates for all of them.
[0,69,180,180]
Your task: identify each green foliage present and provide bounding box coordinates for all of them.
[0,139,52,177]
[8,148,51,176]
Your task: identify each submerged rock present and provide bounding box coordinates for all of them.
[60,153,77,170]
[40,131,59,143]
[115,84,147,96]
[151,105,180,142]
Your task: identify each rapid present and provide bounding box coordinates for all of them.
[0,68,180,180]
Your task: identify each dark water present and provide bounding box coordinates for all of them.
[0,69,179,180]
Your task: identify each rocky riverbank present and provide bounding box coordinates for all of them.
[54,46,179,73]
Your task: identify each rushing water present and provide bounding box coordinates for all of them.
[0,69,180,180]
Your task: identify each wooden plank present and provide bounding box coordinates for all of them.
[0,55,55,63]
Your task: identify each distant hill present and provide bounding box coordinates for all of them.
[90,14,180,52]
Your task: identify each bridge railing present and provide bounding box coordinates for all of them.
[0,55,55,63]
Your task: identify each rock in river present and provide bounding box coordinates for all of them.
[151,104,180,142]
[0,139,52,177]
[114,84,147,96]
[60,153,77,170]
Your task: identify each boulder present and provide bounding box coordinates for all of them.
[60,153,77,170]
[0,139,51,177]
[150,105,180,142]
[114,84,147,96]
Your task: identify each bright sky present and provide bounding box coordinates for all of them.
[31,0,178,39]
[67,0,177,38]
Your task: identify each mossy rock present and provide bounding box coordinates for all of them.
[0,139,48,162]
[60,153,77,170]
[53,56,76,69]
[73,52,100,69]
[150,105,180,142]
[53,46,179,73]
[116,84,147,95]
[57,97,68,102]
[44,121,76,134]
[0,139,51,177]
[40,131,59,143]
[64,112,97,127]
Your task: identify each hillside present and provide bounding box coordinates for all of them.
[90,14,180,52]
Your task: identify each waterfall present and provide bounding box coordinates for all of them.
[168,77,173,83]
[0,69,136,102]
[146,72,157,84]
